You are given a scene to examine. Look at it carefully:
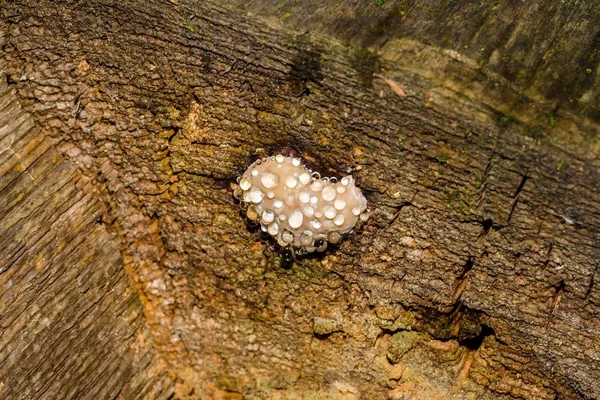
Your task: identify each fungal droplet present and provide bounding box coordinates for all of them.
[322,186,337,201]
[281,229,294,244]
[245,187,264,203]
[233,187,242,200]
[299,191,310,203]
[310,180,323,192]
[261,172,279,189]
[334,198,346,210]
[324,206,336,219]
[239,177,252,191]
[303,205,315,217]
[268,222,280,236]
[315,238,327,252]
[300,231,313,247]
[247,206,260,221]
[288,209,304,229]
[281,246,294,267]
[285,176,298,189]
[360,209,370,222]
[299,172,311,185]
[261,210,275,224]
[328,231,341,244]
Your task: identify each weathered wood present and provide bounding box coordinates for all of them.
[0,33,174,399]
[1,1,599,399]
[232,0,600,128]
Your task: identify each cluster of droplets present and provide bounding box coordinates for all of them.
[233,155,369,258]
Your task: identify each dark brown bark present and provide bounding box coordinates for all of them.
[1,1,599,399]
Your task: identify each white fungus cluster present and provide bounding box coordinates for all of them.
[234,155,369,255]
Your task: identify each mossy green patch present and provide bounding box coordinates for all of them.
[549,108,558,127]
[387,330,428,364]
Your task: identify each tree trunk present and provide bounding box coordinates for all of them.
[1,1,599,399]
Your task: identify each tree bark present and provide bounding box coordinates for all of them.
[1,1,599,399]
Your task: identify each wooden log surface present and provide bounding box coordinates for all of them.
[1,1,599,399]
[0,31,174,399]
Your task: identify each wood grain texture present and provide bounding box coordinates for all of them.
[1,1,599,399]
[229,0,600,125]
[0,32,174,400]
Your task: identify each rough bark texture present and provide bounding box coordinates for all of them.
[1,1,599,399]
[0,33,174,399]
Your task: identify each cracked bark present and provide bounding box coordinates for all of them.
[1,1,599,399]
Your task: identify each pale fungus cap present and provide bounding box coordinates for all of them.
[234,155,369,255]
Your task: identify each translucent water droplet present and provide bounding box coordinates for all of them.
[245,187,264,203]
[261,172,279,189]
[276,154,285,163]
[315,238,327,252]
[277,235,287,247]
[285,176,298,189]
[321,186,337,201]
[281,246,294,263]
[289,209,304,229]
[333,214,345,226]
[239,176,252,191]
[334,198,346,210]
[299,191,310,203]
[324,206,336,219]
[261,210,275,224]
[300,231,313,246]
[303,205,315,218]
[281,229,294,244]
[268,222,279,236]
[233,187,242,200]
[360,209,370,222]
[247,206,260,221]
[299,172,311,185]
[328,231,341,244]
